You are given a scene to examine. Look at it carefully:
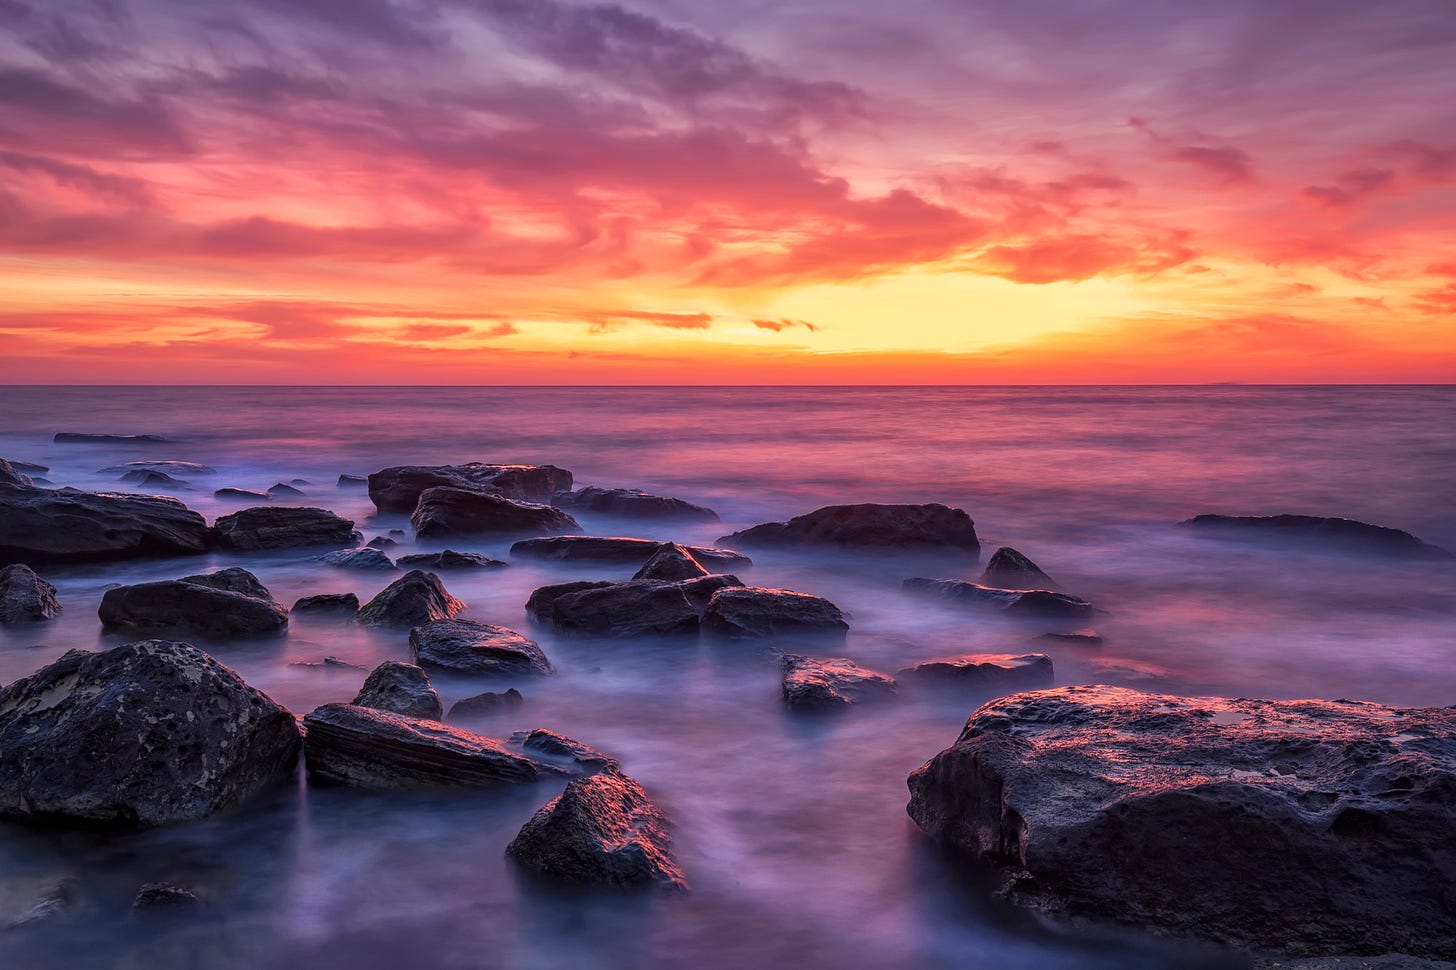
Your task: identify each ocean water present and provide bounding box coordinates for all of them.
[0,385,1452,969]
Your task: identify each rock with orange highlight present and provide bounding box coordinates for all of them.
[410,486,579,538]
[368,463,573,513]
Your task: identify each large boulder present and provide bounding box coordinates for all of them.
[0,640,301,825]
[632,543,710,582]
[396,550,508,570]
[411,487,579,538]
[510,536,750,571]
[905,686,1456,959]
[781,655,897,709]
[720,503,980,552]
[507,768,686,890]
[528,575,744,638]
[701,586,849,640]
[368,463,573,513]
[178,566,273,599]
[0,486,211,565]
[215,487,270,501]
[352,661,442,720]
[98,569,288,638]
[903,578,1094,621]
[213,506,359,550]
[0,564,61,623]
[0,459,35,487]
[1180,514,1453,559]
[897,653,1054,691]
[557,486,717,522]
[409,619,554,676]
[356,570,465,627]
[302,703,546,790]
[980,547,1058,589]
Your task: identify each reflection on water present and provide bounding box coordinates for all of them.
[1,385,1452,968]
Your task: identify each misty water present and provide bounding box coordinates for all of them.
[1,385,1453,969]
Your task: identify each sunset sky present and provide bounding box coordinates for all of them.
[2,0,1454,383]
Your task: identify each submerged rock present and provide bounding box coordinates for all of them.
[897,653,1054,691]
[54,433,169,444]
[101,460,215,476]
[267,482,305,498]
[369,463,574,513]
[720,503,980,552]
[980,547,1058,589]
[903,578,1094,621]
[99,570,288,638]
[0,564,61,623]
[352,661,443,720]
[1180,513,1453,559]
[448,688,524,721]
[557,486,718,522]
[0,486,211,565]
[214,487,270,501]
[409,619,553,676]
[132,883,202,912]
[357,570,465,627]
[507,768,685,890]
[632,543,710,582]
[0,640,301,825]
[510,536,750,571]
[701,586,849,640]
[119,469,190,490]
[320,547,396,570]
[905,685,1456,959]
[213,506,359,550]
[781,654,897,709]
[291,592,359,617]
[396,549,508,570]
[509,729,619,774]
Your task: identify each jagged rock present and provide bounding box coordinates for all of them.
[903,578,1094,621]
[1180,514,1453,559]
[701,586,849,640]
[409,619,553,676]
[301,703,545,790]
[291,593,359,617]
[897,653,1054,691]
[100,461,215,475]
[357,570,465,627]
[213,506,359,550]
[0,459,35,487]
[557,486,717,522]
[267,482,305,498]
[214,487,270,501]
[0,563,61,623]
[510,536,750,570]
[99,570,288,638]
[905,686,1456,959]
[369,463,574,513]
[632,543,710,582]
[509,729,618,774]
[720,503,980,552]
[781,655,896,708]
[980,547,1058,589]
[0,640,301,824]
[411,486,579,538]
[0,486,211,565]
[320,547,396,570]
[54,433,169,443]
[132,883,202,912]
[352,661,442,720]
[447,688,524,721]
[507,768,685,890]
[396,549,508,570]
[672,574,745,612]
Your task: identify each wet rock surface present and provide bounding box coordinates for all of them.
[369,463,573,513]
[396,550,508,570]
[214,506,360,550]
[356,570,465,627]
[980,547,1058,589]
[352,661,443,720]
[291,592,360,617]
[319,547,396,570]
[632,543,710,582]
[897,653,1054,691]
[0,486,211,565]
[905,685,1456,958]
[720,503,980,552]
[701,586,849,640]
[509,728,619,774]
[529,575,745,638]
[98,569,288,638]
[448,688,524,721]
[510,535,750,570]
[0,563,61,623]
[1180,514,1453,559]
[781,654,897,708]
[411,486,580,538]
[903,578,1095,620]
[409,618,554,675]
[557,486,717,521]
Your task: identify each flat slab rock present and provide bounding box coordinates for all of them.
[369,463,574,512]
[557,486,718,522]
[0,486,211,565]
[1180,514,1453,560]
[720,503,980,551]
[411,486,580,539]
[98,569,289,638]
[213,506,360,550]
[897,653,1054,691]
[409,619,554,675]
[510,536,750,571]
[0,564,61,623]
[905,685,1456,959]
[357,570,465,627]
[781,655,897,708]
[701,586,849,640]
[903,578,1094,621]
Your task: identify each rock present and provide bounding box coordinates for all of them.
[1180,514,1453,559]
[409,619,553,675]
[672,574,745,612]
[448,688,524,721]
[365,535,396,550]
[213,506,360,550]
[0,640,301,825]
[558,486,717,522]
[356,570,465,627]
[177,566,274,600]
[980,547,1058,589]
[701,586,849,640]
[0,486,211,565]
[99,572,288,638]
[411,486,579,538]
[54,433,170,443]
[301,703,545,790]
[100,461,215,475]
[507,768,685,890]
[781,654,897,708]
[720,503,980,552]
[291,593,359,617]
[214,487,270,501]
[905,686,1456,959]
[337,474,368,488]
[320,547,396,570]
[0,458,35,487]
[903,578,1095,621]
[132,883,202,912]
[897,653,1054,691]
[533,580,701,638]
[510,535,751,571]
[352,661,442,720]
[267,482,305,498]
[5,459,47,474]
[509,729,618,774]
[1039,631,1104,646]
[120,469,191,490]
[291,655,365,670]
[525,580,619,625]
[396,550,508,570]
[0,564,61,623]
[6,879,77,928]
[369,463,574,513]
[632,543,710,582]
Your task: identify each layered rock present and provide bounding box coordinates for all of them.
[368,463,573,513]
[980,547,1058,589]
[701,586,849,640]
[557,486,717,522]
[213,506,359,550]
[356,570,465,627]
[510,536,750,571]
[903,578,1094,621]
[352,661,443,720]
[781,655,897,708]
[897,653,1054,691]
[1180,514,1453,559]
[0,564,61,623]
[411,487,579,539]
[396,550,508,570]
[409,619,554,676]
[98,569,289,638]
[0,486,211,565]
[720,503,980,552]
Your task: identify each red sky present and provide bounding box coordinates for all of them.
[1,0,1454,383]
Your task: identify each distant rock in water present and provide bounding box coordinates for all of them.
[507,768,686,890]
[897,653,1053,691]
[291,592,360,617]
[0,486,211,565]
[719,503,980,553]
[54,433,170,444]
[0,640,301,825]
[319,547,396,570]
[781,655,896,709]
[632,543,710,582]
[396,550,508,570]
[447,688,524,721]
[99,569,288,638]
[215,487,270,501]
[980,547,1058,589]
[132,883,202,912]
[121,469,191,490]
[409,618,553,676]
[357,570,465,627]
[368,463,573,513]
[509,729,619,775]
[337,474,368,488]
[905,685,1456,959]
[903,578,1094,621]
[1180,513,1453,559]
[352,661,442,720]
[365,535,396,550]
[100,461,216,475]
[557,486,718,522]
[510,535,750,571]
[213,506,360,550]
[0,564,61,623]
[702,586,849,640]
[4,459,47,475]
[411,487,579,538]
[1039,631,1104,647]
[267,482,306,498]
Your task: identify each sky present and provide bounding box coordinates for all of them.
[1,0,1454,384]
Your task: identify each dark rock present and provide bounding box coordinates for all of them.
[54,433,169,444]
[365,535,397,550]
[396,549,508,570]
[701,586,849,640]
[100,460,215,475]
[356,570,465,627]
[781,654,896,708]
[267,482,305,498]
[1039,631,1104,646]
[903,578,1095,621]
[672,574,746,612]
[720,503,980,552]
[302,703,545,790]
[0,486,211,565]
[558,486,717,522]
[534,580,700,638]
[411,486,579,538]
[632,543,710,582]
[525,580,619,625]
[352,661,442,720]
[507,768,685,890]
[291,593,359,617]
[447,688,524,721]
[290,479,311,486]
[337,474,368,488]
[99,572,288,638]
[320,547,396,570]
[1180,514,1453,559]
[214,487,270,501]
[409,618,553,675]
[5,459,47,475]
[0,564,61,623]
[509,729,618,774]
[213,506,359,550]
[291,655,365,670]
[905,686,1456,959]
[7,879,77,928]
[980,547,1058,589]
[120,469,190,490]
[510,535,751,571]
[132,883,202,912]
[0,640,301,825]
[0,459,35,487]
[177,566,274,600]
[897,652,1054,690]
[369,463,574,513]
